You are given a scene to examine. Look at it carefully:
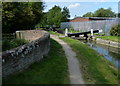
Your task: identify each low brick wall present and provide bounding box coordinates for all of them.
[2,30,50,78]
[95,38,120,48]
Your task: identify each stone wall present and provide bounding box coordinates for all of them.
[95,38,120,48]
[2,30,50,78]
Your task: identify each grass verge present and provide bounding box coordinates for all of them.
[60,37,118,84]
[96,36,120,43]
[3,39,69,84]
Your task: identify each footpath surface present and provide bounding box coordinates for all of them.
[50,35,84,84]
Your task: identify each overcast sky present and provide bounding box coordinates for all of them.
[43,1,119,19]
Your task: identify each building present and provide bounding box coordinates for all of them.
[61,17,119,35]
[69,17,114,22]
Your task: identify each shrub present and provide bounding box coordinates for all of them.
[2,38,28,51]
[110,24,120,36]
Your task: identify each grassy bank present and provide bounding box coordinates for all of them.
[96,36,120,43]
[3,39,69,84]
[60,37,118,84]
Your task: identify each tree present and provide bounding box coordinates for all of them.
[0,1,1,21]
[82,12,93,17]
[61,7,70,22]
[47,5,62,27]
[93,8,116,17]
[82,8,116,17]
[39,6,71,27]
[2,2,44,33]
[118,13,120,18]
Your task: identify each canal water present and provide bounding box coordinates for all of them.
[79,40,120,69]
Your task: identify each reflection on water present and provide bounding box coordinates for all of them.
[80,40,120,69]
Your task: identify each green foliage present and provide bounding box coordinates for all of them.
[68,25,80,33]
[110,24,120,36]
[94,8,116,17]
[39,6,70,27]
[61,7,70,22]
[3,39,69,84]
[46,5,62,27]
[2,2,44,33]
[36,13,48,27]
[82,8,116,17]
[2,38,28,51]
[118,13,120,18]
[0,1,1,22]
[83,12,93,17]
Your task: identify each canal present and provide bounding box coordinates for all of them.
[79,40,120,69]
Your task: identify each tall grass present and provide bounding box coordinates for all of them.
[2,38,28,51]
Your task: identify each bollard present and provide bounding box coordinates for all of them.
[91,29,93,36]
[65,28,68,37]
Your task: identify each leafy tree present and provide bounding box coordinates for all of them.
[39,6,70,27]
[2,2,44,33]
[0,1,1,21]
[83,12,93,17]
[93,8,116,17]
[47,5,62,27]
[118,13,120,18]
[61,7,70,22]
[82,8,116,17]
[35,12,48,27]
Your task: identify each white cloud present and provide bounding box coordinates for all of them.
[68,3,80,9]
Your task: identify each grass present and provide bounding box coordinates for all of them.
[3,39,69,84]
[48,31,62,36]
[60,37,118,84]
[60,28,80,33]
[96,36,120,43]
[2,38,28,51]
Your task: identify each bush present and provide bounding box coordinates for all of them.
[110,24,120,36]
[2,38,28,51]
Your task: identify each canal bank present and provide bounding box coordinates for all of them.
[49,31,118,84]
[71,36,120,68]
[94,38,120,48]
[60,37,118,84]
[79,40,120,69]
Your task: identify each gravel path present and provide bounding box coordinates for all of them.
[51,35,84,84]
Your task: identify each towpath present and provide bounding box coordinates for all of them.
[50,35,84,84]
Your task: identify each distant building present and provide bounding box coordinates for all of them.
[69,17,115,22]
[61,17,119,35]
[70,17,90,22]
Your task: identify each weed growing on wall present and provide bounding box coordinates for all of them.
[2,38,28,51]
